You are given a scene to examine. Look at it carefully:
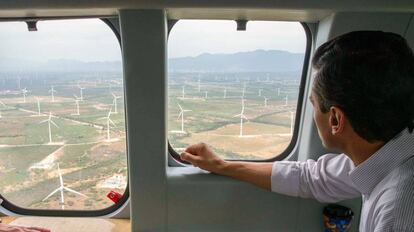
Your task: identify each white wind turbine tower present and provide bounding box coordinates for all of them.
[49,86,57,102]
[284,95,289,106]
[21,88,28,103]
[35,97,42,116]
[204,91,208,99]
[0,100,6,117]
[223,88,227,99]
[258,89,262,97]
[111,93,121,114]
[234,99,248,137]
[177,103,191,133]
[17,77,21,89]
[72,95,80,116]
[78,84,85,101]
[42,163,87,210]
[242,82,246,98]
[182,86,185,99]
[198,78,201,92]
[40,112,59,144]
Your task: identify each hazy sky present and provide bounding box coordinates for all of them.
[0,19,306,63]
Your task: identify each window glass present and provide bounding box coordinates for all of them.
[168,20,306,160]
[0,19,127,210]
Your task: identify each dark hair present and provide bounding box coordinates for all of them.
[312,31,414,143]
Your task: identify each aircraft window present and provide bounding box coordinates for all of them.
[0,19,127,212]
[168,20,308,161]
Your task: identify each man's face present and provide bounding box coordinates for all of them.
[309,91,336,149]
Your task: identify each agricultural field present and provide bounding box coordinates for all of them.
[168,72,301,160]
[0,71,127,211]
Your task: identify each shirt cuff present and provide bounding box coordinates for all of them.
[271,161,301,197]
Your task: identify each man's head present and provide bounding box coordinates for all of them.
[310,31,414,150]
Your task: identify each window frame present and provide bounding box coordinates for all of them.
[0,17,130,217]
[167,20,312,164]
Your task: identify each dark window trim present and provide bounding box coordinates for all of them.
[0,17,130,217]
[167,21,312,164]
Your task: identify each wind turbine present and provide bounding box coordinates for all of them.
[72,95,80,116]
[111,93,121,114]
[40,112,59,144]
[0,100,7,108]
[198,78,201,92]
[42,163,87,210]
[35,97,41,116]
[21,88,28,103]
[264,96,269,107]
[285,95,288,106]
[0,101,5,118]
[177,103,191,133]
[49,86,57,102]
[101,110,116,141]
[78,84,85,101]
[258,89,262,97]
[223,88,227,99]
[204,91,208,99]
[233,99,247,137]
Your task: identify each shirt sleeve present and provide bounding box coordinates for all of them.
[271,153,361,203]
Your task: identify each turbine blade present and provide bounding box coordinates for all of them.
[51,120,59,128]
[109,119,116,127]
[177,112,183,120]
[39,120,48,124]
[63,187,88,198]
[42,188,61,201]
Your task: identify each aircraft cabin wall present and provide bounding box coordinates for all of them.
[116,10,414,232]
[0,6,413,232]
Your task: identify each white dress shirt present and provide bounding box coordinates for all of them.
[271,128,414,231]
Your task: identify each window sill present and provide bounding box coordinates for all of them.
[0,216,130,232]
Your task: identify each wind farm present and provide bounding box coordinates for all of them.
[168,71,300,160]
[0,71,127,212]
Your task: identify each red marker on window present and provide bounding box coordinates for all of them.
[107,191,123,203]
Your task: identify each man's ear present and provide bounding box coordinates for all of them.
[329,106,345,135]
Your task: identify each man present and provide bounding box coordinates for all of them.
[180,31,414,231]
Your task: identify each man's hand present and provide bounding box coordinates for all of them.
[0,224,50,232]
[180,143,228,174]
[180,142,273,191]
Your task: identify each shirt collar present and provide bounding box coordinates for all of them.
[349,128,414,194]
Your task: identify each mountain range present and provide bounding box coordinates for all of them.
[0,50,304,73]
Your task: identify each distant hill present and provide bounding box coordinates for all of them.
[1,49,304,73]
[169,50,304,72]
